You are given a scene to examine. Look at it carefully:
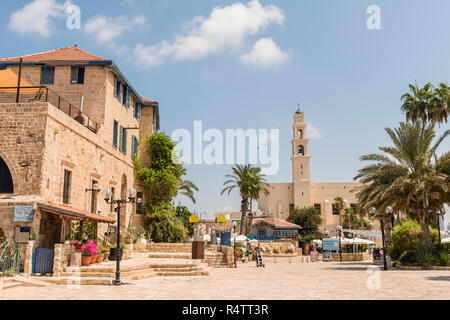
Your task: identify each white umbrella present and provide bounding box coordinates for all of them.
[352,237,375,245]
[234,235,248,242]
[202,234,211,241]
[441,237,450,244]
[311,239,322,245]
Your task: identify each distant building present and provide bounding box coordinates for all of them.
[258,110,374,235]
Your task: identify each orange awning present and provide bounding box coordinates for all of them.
[0,68,33,87]
[38,202,116,224]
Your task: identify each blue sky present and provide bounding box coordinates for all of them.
[1,0,449,226]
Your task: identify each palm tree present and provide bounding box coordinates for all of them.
[221,164,253,235]
[354,121,449,247]
[246,167,270,237]
[176,167,199,204]
[401,82,450,124]
[333,196,345,228]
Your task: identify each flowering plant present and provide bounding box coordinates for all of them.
[80,240,98,257]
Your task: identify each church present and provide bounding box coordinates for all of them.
[257,109,360,234]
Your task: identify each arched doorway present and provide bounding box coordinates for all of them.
[0,157,14,194]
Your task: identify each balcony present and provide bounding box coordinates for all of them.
[0,86,98,133]
[252,235,275,242]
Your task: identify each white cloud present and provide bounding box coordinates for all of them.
[307,123,322,139]
[240,37,289,66]
[85,15,147,45]
[134,0,285,68]
[9,0,70,37]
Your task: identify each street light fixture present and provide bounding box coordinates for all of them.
[104,187,137,285]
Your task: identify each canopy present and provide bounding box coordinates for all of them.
[442,237,450,244]
[234,235,248,243]
[38,202,115,224]
[352,237,375,245]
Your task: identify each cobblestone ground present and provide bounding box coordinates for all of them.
[1,258,449,300]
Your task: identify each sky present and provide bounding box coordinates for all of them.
[1,0,449,227]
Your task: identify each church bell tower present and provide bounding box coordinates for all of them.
[291,108,311,208]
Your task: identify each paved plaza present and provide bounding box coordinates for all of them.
[1,258,449,300]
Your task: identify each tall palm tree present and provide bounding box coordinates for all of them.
[333,196,345,228]
[401,82,450,124]
[176,167,199,204]
[221,164,253,235]
[354,121,449,247]
[246,167,270,237]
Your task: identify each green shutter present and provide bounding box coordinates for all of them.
[113,120,118,148]
[123,128,127,154]
[119,125,123,152]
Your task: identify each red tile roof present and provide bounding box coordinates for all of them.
[252,217,301,229]
[0,46,108,63]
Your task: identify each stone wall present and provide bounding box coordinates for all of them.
[53,243,73,276]
[331,252,370,261]
[145,243,192,252]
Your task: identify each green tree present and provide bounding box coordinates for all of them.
[134,132,199,242]
[175,204,194,237]
[401,82,450,124]
[288,206,322,244]
[220,164,253,235]
[246,167,270,237]
[354,121,449,247]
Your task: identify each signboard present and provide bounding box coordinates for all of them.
[216,214,227,223]
[232,219,241,225]
[13,205,35,222]
[323,251,331,262]
[322,238,339,251]
[189,213,199,223]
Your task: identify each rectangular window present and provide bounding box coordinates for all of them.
[131,136,138,159]
[62,170,71,204]
[40,66,55,84]
[314,204,321,214]
[126,88,131,108]
[134,102,141,119]
[122,84,128,106]
[70,66,85,84]
[119,126,127,154]
[90,180,98,213]
[113,120,118,148]
[115,78,122,100]
[136,192,143,214]
[332,204,340,215]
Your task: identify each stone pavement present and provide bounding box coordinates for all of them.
[1,257,449,300]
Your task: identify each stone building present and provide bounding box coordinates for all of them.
[0,46,159,258]
[258,109,364,234]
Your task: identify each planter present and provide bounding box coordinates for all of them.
[108,248,123,261]
[81,255,91,266]
[96,254,104,263]
[90,255,97,264]
[134,238,147,250]
[103,252,109,262]
[124,243,134,251]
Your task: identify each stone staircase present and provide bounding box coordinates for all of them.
[202,252,229,268]
[31,258,211,285]
[0,276,48,290]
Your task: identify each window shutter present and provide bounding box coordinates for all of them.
[113,120,118,148]
[70,66,78,84]
[137,104,141,120]
[119,125,123,152]
[123,128,127,154]
[126,88,131,108]
[114,77,118,97]
[77,67,85,84]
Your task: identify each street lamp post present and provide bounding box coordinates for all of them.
[232,221,237,268]
[104,187,138,285]
[337,225,342,262]
[436,210,443,248]
[370,206,390,271]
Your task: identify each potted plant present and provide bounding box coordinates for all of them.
[108,243,124,261]
[96,245,106,263]
[133,228,148,250]
[79,240,98,265]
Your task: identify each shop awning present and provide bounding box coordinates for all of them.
[37,202,115,224]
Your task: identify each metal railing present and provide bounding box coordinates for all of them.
[0,237,21,275]
[253,235,275,242]
[0,86,99,133]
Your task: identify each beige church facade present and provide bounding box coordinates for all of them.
[258,110,360,234]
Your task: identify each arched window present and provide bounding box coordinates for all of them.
[298,129,303,139]
[298,145,304,156]
[0,157,13,194]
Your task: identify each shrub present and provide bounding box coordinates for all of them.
[398,250,417,264]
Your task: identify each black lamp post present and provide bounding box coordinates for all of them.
[370,206,390,271]
[232,221,237,268]
[436,210,443,248]
[104,187,138,285]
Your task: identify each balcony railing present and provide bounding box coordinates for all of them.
[0,86,98,133]
[253,235,275,242]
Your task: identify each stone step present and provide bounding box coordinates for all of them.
[123,270,157,281]
[1,280,22,290]
[36,277,113,285]
[61,271,113,278]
